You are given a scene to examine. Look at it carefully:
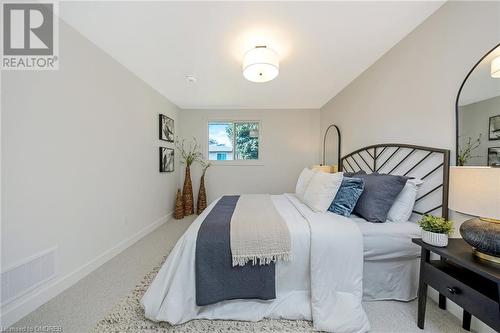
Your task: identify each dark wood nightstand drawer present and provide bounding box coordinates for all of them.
[422,261,499,331]
[413,239,500,332]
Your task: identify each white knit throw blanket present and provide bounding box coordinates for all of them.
[230,194,291,266]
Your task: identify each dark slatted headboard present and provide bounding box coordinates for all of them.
[339,144,450,220]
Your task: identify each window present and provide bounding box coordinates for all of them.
[208,121,260,161]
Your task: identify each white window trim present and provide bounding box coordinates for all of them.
[206,119,264,166]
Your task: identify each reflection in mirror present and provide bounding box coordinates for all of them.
[457,44,500,166]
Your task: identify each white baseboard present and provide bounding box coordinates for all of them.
[0,212,172,328]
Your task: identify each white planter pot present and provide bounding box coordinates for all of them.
[422,230,448,247]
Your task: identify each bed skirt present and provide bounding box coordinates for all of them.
[362,258,419,301]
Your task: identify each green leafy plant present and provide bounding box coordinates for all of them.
[458,134,481,166]
[175,137,203,166]
[418,215,453,235]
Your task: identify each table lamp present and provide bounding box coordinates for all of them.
[449,166,500,263]
[312,165,339,173]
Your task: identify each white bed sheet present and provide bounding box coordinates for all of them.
[363,258,420,301]
[348,216,421,261]
[346,215,421,301]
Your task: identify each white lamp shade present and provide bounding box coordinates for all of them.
[491,56,500,78]
[243,46,279,83]
[312,165,332,173]
[449,166,500,219]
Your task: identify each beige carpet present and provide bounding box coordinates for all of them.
[92,257,468,333]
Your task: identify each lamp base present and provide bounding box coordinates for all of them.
[460,217,500,264]
[480,217,500,224]
[472,248,500,264]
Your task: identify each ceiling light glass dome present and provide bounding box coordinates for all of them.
[242,46,279,83]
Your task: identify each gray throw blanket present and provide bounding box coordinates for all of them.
[195,196,275,306]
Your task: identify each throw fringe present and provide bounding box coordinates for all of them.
[232,252,291,267]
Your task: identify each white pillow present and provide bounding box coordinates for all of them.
[295,168,316,200]
[387,179,424,223]
[302,172,344,212]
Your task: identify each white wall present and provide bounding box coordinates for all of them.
[321,1,500,158]
[320,2,499,332]
[1,21,179,326]
[459,95,500,166]
[179,109,320,204]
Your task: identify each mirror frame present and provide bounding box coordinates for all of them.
[323,124,341,166]
[455,42,500,165]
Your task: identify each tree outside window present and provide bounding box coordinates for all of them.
[208,121,259,161]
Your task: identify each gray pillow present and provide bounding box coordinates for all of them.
[344,170,367,177]
[350,172,408,223]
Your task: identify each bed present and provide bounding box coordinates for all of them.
[141,144,450,333]
[340,144,450,303]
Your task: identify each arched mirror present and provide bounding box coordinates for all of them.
[456,43,500,166]
[323,124,341,170]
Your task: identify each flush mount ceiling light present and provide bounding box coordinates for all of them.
[491,56,500,78]
[242,46,279,83]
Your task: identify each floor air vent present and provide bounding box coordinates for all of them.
[1,247,57,305]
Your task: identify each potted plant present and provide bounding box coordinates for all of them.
[457,134,481,166]
[418,214,453,247]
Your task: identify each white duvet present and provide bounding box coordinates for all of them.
[141,194,370,333]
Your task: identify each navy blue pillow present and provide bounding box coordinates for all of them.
[328,177,365,216]
[351,173,408,223]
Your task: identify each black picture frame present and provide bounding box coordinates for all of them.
[159,147,175,172]
[159,114,174,142]
[488,115,500,141]
[487,147,500,166]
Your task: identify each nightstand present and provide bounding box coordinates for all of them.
[412,238,500,332]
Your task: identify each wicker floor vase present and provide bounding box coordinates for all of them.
[182,165,194,216]
[197,174,207,215]
[174,189,184,219]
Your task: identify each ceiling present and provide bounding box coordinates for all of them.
[458,45,500,106]
[60,1,444,109]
